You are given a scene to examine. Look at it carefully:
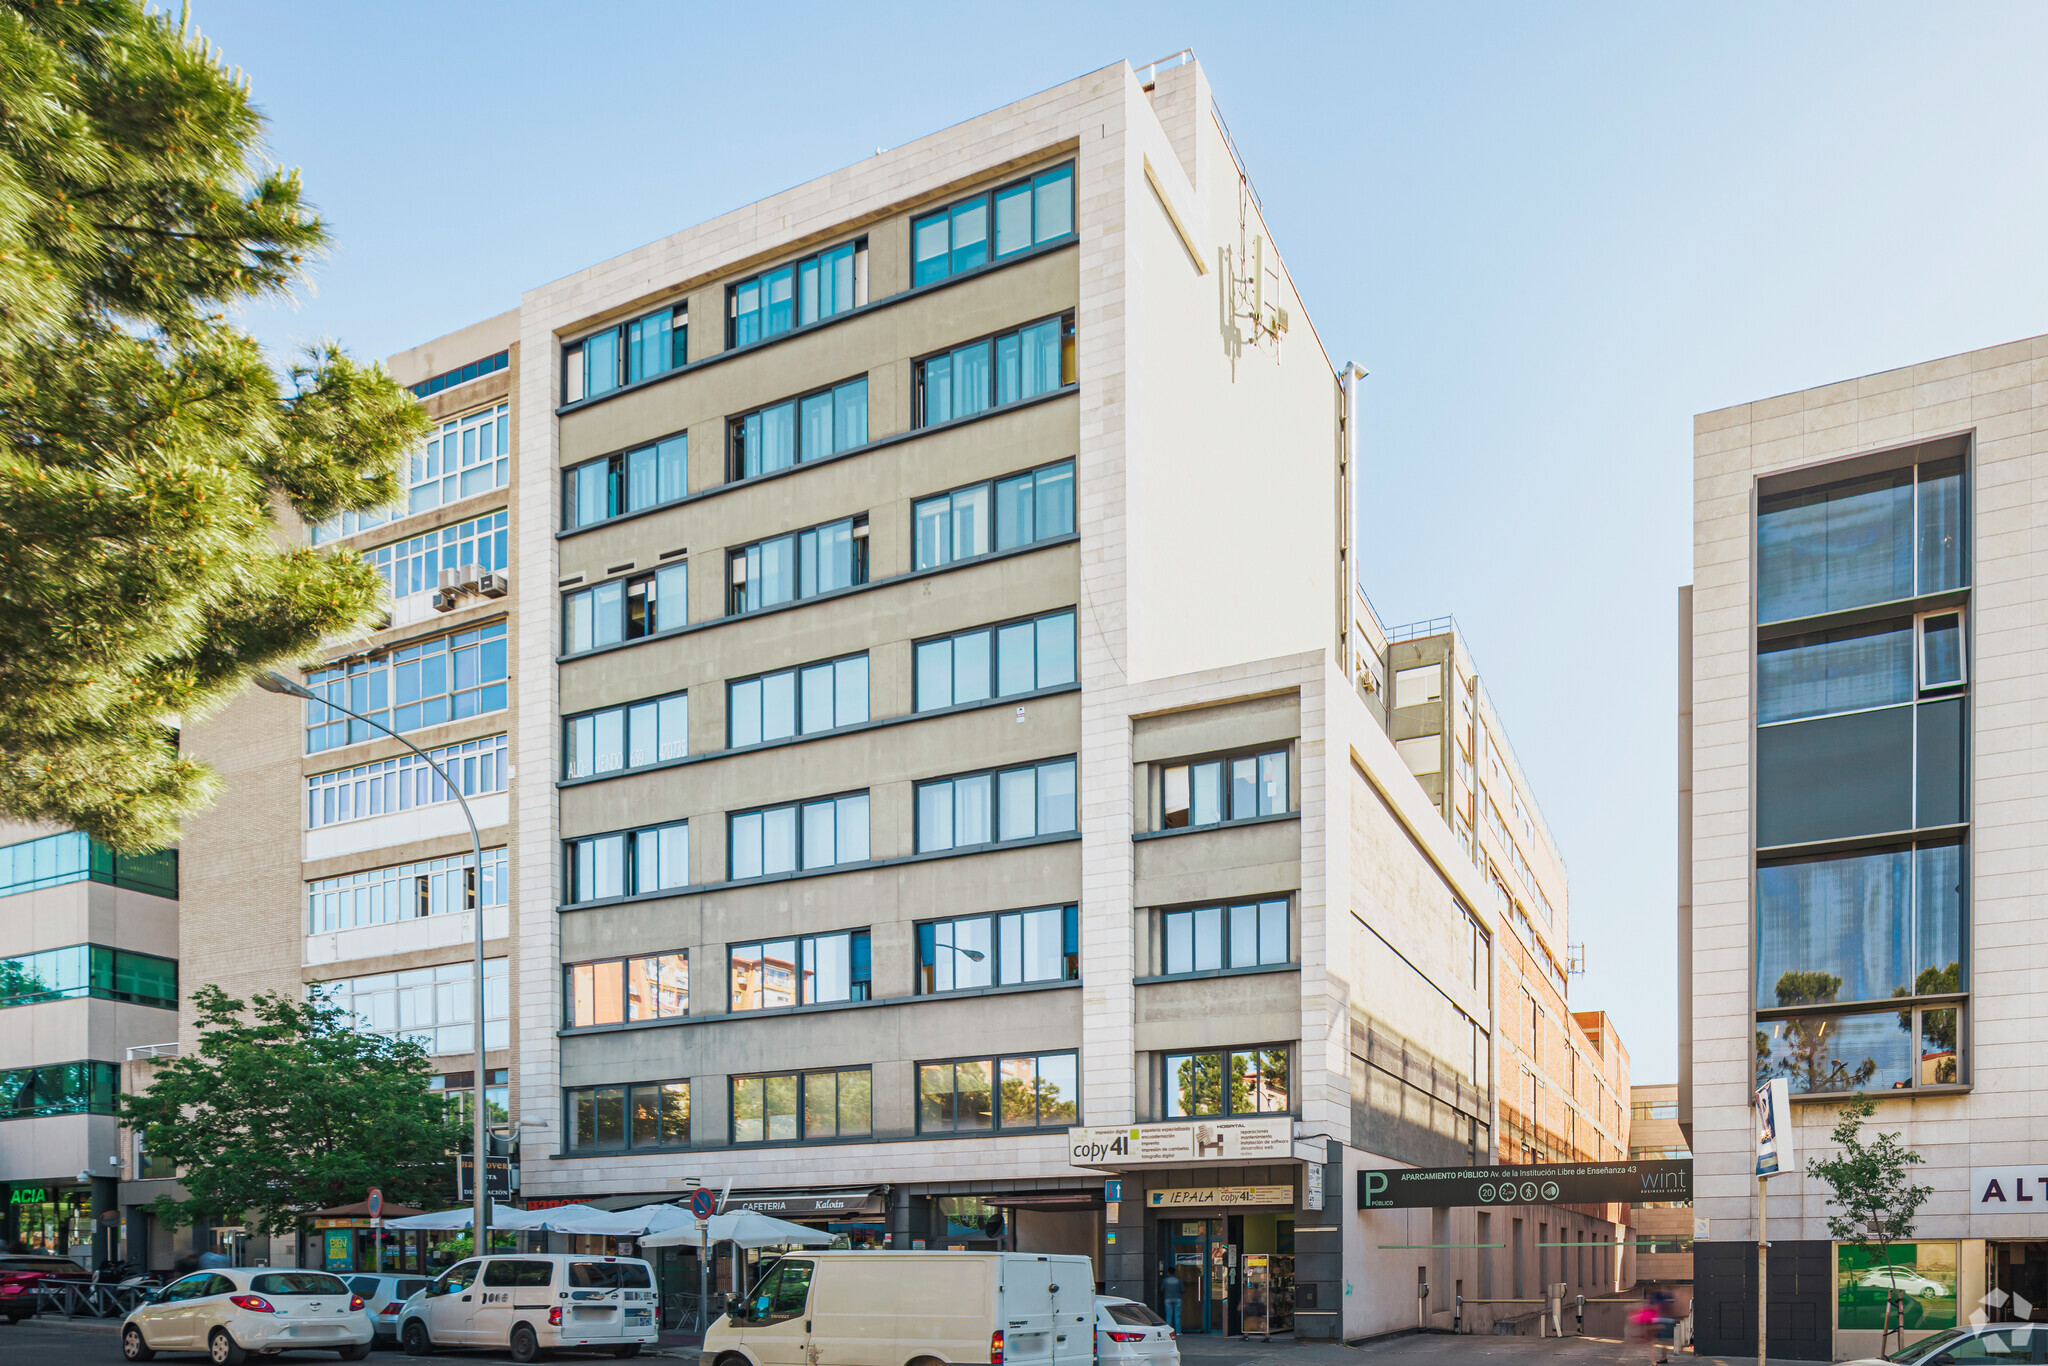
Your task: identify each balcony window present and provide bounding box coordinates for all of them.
[916,758,1076,853]
[915,610,1074,711]
[729,793,869,878]
[565,692,688,779]
[729,656,867,748]
[915,315,1075,427]
[730,240,868,347]
[912,163,1073,287]
[565,821,688,903]
[307,848,507,933]
[728,517,867,614]
[306,734,506,830]
[565,563,687,655]
[565,953,688,1027]
[563,434,688,530]
[916,906,1078,993]
[729,931,871,1011]
[730,378,868,481]
[304,622,507,753]
[365,509,508,604]
[914,461,1073,571]
[731,1069,871,1143]
[313,958,509,1056]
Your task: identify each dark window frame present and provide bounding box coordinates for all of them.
[910,162,1075,288]
[914,904,1080,995]
[726,653,870,749]
[726,789,872,881]
[726,515,870,616]
[562,690,689,780]
[1157,745,1292,830]
[563,302,689,404]
[562,950,690,1028]
[1154,896,1293,977]
[564,821,689,904]
[916,1048,1081,1134]
[912,312,1076,429]
[728,1066,873,1145]
[561,430,689,531]
[1159,1042,1294,1119]
[563,1077,691,1153]
[913,607,1077,713]
[563,562,688,656]
[726,374,872,483]
[914,755,1079,855]
[726,237,870,349]
[727,929,873,1012]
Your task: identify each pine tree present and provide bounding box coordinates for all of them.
[0,0,430,851]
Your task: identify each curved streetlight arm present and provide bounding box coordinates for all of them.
[254,671,493,1251]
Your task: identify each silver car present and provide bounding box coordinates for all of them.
[1094,1296,1179,1366]
[1848,1324,2048,1366]
[121,1268,373,1364]
[344,1273,433,1345]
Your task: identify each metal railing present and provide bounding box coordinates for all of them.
[36,1277,157,1319]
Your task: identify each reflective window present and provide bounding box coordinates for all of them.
[306,735,506,830]
[365,510,508,602]
[916,906,1079,993]
[0,1061,120,1118]
[916,758,1076,853]
[1757,621,1912,724]
[912,164,1073,287]
[565,821,688,903]
[919,1051,1078,1132]
[563,434,688,530]
[729,656,868,747]
[1755,842,1962,1011]
[915,610,1074,711]
[568,1080,689,1151]
[1160,899,1290,975]
[1757,457,1967,624]
[914,461,1073,571]
[1756,1010,1915,1096]
[307,848,507,933]
[564,305,686,404]
[0,945,177,1010]
[304,622,507,753]
[565,563,687,654]
[916,315,1075,426]
[731,241,867,347]
[1162,1046,1291,1118]
[565,953,688,1027]
[729,931,871,1010]
[0,832,176,899]
[1161,748,1289,828]
[728,517,867,614]
[731,1069,870,1143]
[730,378,868,481]
[565,692,688,779]
[729,793,870,878]
[313,958,509,1056]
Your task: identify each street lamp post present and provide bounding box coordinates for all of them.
[254,671,492,1254]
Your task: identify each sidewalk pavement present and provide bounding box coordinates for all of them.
[1175,1330,1836,1366]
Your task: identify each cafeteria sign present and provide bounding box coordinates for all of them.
[1358,1160,1692,1209]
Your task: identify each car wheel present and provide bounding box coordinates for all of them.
[122,1325,157,1361]
[508,1323,540,1364]
[209,1327,248,1366]
[400,1320,435,1357]
[338,1344,372,1361]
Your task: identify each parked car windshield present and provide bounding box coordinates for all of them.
[1104,1302,1166,1327]
[252,1273,350,1296]
[1889,1329,1969,1362]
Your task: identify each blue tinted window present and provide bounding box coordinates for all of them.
[1757,621,1912,724]
[913,164,1073,286]
[1758,471,1913,623]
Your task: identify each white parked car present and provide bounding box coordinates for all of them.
[397,1253,659,1362]
[1856,1267,1952,1300]
[121,1268,372,1363]
[1094,1297,1179,1366]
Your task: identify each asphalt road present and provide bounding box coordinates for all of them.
[0,1318,681,1365]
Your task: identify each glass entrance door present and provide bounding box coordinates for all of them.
[1989,1243,2048,1322]
[1163,1220,1221,1333]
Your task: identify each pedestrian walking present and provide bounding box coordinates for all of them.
[1626,1294,1659,1366]
[1160,1266,1183,1334]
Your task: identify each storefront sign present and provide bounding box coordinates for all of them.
[728,1191,885,1217]
[7,1187,47,1205]
[1971,1167,2048,1207]
[1358,1160,1693,1209]
[1147,1185,1293,1208]
[458,1154,515,1197]
[1067,1117,1293,1168]
[1305,1164,1325,1212]
[522,1195,590,1211]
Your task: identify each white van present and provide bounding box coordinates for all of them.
[396,1253,659,1362]
[701,1251,1094,1366]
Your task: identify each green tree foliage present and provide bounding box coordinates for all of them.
[119,984,457,1236]
[1807,1094,1935,1358]
[0,0,430,852]
[1757,970,1881,1095]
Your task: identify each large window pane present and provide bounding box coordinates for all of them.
[956,1060,993,1131]
[920,1063,956,1129]
[998,768,1037,842]
[1037,1052,1078,1123]
[836,1069,871,1136]
[954,774,993,847]
[1756,848,1911,1009]
[1038,612,1076,686]
[1756,706,1913,846]
[919,782,954,851]
[1758,471,1914,623]
[1916,697,1967,828]
[1914,843,1964,995]
[1917,459,1968,594]
[1756,1010,1913,1095]
[1757,621,1912,724]
[1038,759,1076,834]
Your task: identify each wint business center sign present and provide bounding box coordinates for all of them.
[1358,1160,1693,1209]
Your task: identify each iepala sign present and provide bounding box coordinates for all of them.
[1971,1167,2048,1208]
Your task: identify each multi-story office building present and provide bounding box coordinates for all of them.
[149,310,530,1268]
[1629,1083,1694,1303]
[513,51,1631,1341]
[0,820,179,1263]
[1683,335,2046,1359]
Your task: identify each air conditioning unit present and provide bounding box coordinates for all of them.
[438,567,463,592]
[457,563,484,591]
[431,588,460,613]
[478,570,511,598]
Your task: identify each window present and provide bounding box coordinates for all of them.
[313,958,508,1055]
[1756,842,1963,1011]
[730,239,869,347]
[916,757,1076,852]
[1161,748,1289,828]
[565,692,688,779]
[565,952,689,1027]
[1756,456,1967,624]
[1159,898,1290,975]
[730,1069,871,1142]
[729,931,871,1010]
[565,563,688,654]
[1162,1046,1291,1118]
[0,1062,119,1120]
[304,622,508,753]
[566,822,688,903]
[918,1050,1078,1132]
[1393,664,1443,709]
[409,403,510,517]
[729,378,869,481]
[912,163,1073,287]
[1836,1244,1960,1334]
[567,1079,690,1151]
[916,906,1080,993]
[729,656,868,747]
[432,1067,508,1128]
[915,610,1075,711]
[1757,619,1912,724]
[728,516,868,614]
[306,848,507,933]
[741,1259,815,1324]
[563,434,688,530]
[366,510,508,602]
[0,831,176,899]
[914,460,1074,572]
[1919,609,1966,689]
[1756,689,1965,846]
[0,946,177,1010]
[729,793,870,878]
[408,349,509,400]
[306,734,507,830]
[564,304,688,404]
[915,314,1076,426]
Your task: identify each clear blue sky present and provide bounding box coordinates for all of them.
[201,1,2048,1083]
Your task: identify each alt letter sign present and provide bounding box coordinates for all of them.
[1972,1168,2048,1209]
